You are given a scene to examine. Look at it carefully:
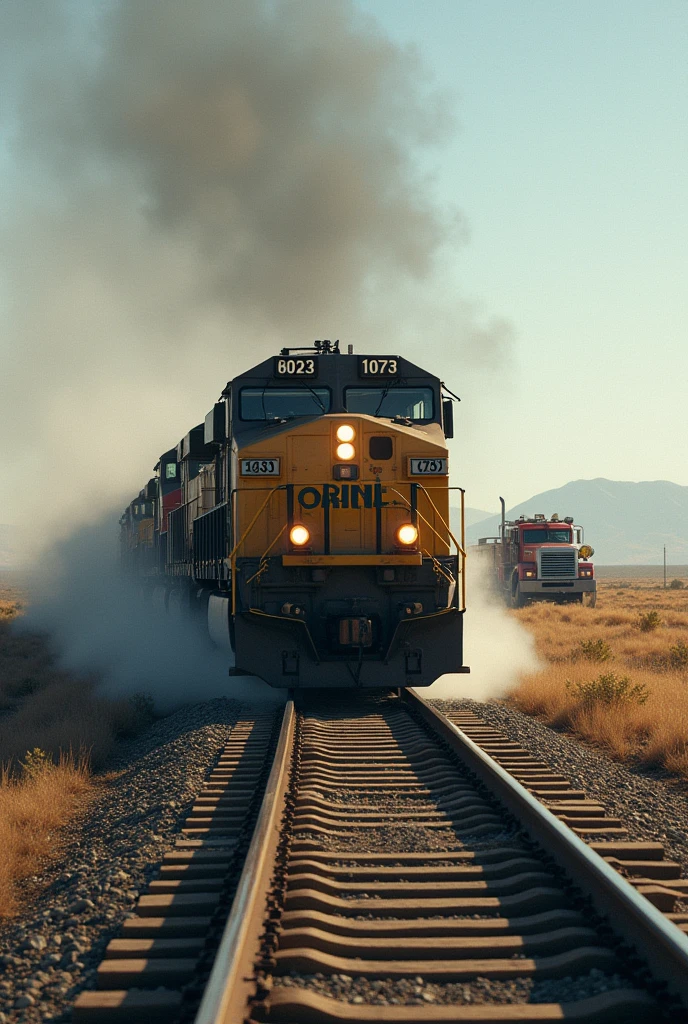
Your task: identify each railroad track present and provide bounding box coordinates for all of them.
[73,710,280,1023]
[436,705,688,920]
[76,692,688,1023]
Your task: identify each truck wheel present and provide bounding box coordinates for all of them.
[583,591,597,608]
[511,579,524,609]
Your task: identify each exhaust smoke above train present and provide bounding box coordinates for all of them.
[2,0,515,697]
[0,0,512,532]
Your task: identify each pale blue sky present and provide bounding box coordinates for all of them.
[359,0,688,511]
[0,1,686,526]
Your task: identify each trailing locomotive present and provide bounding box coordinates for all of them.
[120,341,467,688]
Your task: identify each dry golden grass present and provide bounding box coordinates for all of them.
[0,579,154,915]
[510,579,688,776]
[0,754,94,916]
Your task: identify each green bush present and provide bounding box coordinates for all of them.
[578,638,614,663]
[669,579,685,590]
[637,610,663,633]
[669,640,688,670]
[20,747,54,780]
[567,672,650,707]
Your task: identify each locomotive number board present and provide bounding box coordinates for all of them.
[408,458,448,475]
[274,356,317,377]
[240,458,281,476]
[358,356,399,377]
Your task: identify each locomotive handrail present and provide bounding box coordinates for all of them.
[245,524,288,585]
[227,479,467,613]
[387,487,454,552]
[193,499,229,522]
[416,484,466,557]
[228,485,287,613]
[387,485,466,611]
[419,482,466,612]
[421,549,456,587]
[439,485,467,611]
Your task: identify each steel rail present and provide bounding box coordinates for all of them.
[404,688,688,1006]
[194,699,295,1024]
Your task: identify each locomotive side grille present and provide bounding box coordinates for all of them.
[539,547,577,578]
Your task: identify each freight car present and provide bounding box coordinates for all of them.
[120,341,467,688]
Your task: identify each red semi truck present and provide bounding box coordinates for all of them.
[476,498,596,608]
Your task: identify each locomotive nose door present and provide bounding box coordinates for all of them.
[289,431,366,554]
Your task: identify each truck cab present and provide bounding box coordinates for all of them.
[477,512,596,608]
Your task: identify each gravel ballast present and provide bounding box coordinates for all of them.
[0,697,249,1024]
[432,698,688,877]
[273,967,630,1007]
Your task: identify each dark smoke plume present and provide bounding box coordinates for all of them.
[1,1,516,706]
[0,0,511,529]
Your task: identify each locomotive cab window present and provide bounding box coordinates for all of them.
[345,387,434,422]
[240,387,331,421]
[165,463,177,480]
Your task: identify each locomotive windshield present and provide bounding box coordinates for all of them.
[345,386,434,421]
[522,528,571,543]
[240,386,331,420]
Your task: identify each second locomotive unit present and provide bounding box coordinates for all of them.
[120,341,467,688]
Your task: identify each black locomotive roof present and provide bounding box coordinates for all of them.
[223,351,439,394]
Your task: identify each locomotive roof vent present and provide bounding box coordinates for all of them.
[279,338,340,356]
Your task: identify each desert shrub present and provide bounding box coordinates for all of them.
[20,747,54,780]
[637,610,663,633]
[669,640,688,670]
[669,579,685,590]
[577,638,613,663]
[567,671,650,707]
[0,601,22,620]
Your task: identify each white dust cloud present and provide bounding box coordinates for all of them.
[425,560,541,701]
[20,514,282,711]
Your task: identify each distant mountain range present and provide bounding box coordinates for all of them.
[452,479,688,565]
[462,507,497,528]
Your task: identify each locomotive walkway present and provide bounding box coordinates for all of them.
[74,693,688,1023]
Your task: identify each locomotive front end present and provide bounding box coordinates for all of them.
[227,349,467,687]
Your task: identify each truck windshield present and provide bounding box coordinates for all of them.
[345,387,434,421]
[240,387,331,420]
[522,529,571,543]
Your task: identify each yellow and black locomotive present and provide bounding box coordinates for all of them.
[120,341,467,688]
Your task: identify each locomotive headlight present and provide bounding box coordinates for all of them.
[289,524,310,546]
[336,442,356,461]
[336,424,355,443]
[396,523,419,546]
